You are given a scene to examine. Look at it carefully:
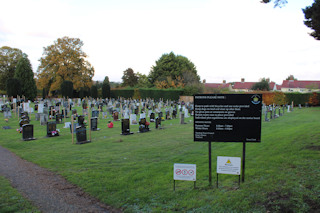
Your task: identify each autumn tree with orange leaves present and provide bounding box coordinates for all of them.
[37,37,94,95]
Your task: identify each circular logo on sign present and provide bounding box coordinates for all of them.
[182,169,188,175]
[251,94,261,105]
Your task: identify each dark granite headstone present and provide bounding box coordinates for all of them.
[121,119,133,135]
[22,124,35,141]
[47,121,59,137]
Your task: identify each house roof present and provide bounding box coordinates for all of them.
[205,83,230,89]
[281,80,320,89]
[233,82,256,90]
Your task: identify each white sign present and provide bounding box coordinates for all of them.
[217,156,241,175]
[174,164,196,181]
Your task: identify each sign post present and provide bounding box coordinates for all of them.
[194,94,262,184]
[173,163,196,191]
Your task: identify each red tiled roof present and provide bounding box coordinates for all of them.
[281,80,320,89]
[233,82,256,90]
[205,83,230,89]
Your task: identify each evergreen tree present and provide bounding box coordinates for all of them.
[102,76,111,98]
[6,78,21,97]
[91,85,98,99]
[14,54,37,100]
[61,80,73,98]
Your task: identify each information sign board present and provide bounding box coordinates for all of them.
[174,164,196,181]
[194,94,262,142]
[217,156,241,175]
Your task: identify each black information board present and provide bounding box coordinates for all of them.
[194,94,262,142]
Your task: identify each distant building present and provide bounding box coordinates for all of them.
[204,80,232,91]
[280,80,320,93]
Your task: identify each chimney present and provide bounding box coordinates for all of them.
[223,80,226,84]
[241,78,245,83]
[203,79,206,84]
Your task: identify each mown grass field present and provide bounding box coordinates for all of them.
[0,106,319,212]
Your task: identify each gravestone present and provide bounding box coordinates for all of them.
[130,114,138,125]
[47,121,59,137]
[22,124,35,141]
[150,113,155,122]
[56,114,63,124]
[35,113,41,121]
[40,114,48,126]
[138,118,150,133]
[121,119,133,135]
[172,109,177,119]
[180,113,186,124]
[264,110,270,122]
[102,111,108,119]
[113,111,119,121]
[75,126,90,144]
[78,115,85,127]
[70,122,79,133]
[91,117,100,131]
[92,110,99,118]
[64,122,71,129]
[155,117,163,129]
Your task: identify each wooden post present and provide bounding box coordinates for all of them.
[71,115,74,144]
[89,107,91,141]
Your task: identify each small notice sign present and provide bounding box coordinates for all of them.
[217,156,241,175]
[174,164,196,181]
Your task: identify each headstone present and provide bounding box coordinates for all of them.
[35,113,41,121]
[91,117,100,131]
[64,122,71,128]
[78,115,85,127]
[92,110,99,118]
[76,126,90,144]
[138,118,149,133]
[130,114,138,125]
[22,124,35,141]
[40,114,48,126]
[56,114,63,124]
[155,117,162,129]
[150,113,155,122]
[113,111,119,121]
[47,121,59,137]
[121,119,133,135]
[102,111,108,119]
[180,113,186,124]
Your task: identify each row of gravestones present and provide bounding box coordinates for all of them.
[263,104,295,122]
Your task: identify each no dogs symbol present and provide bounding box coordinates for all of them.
[188,170,194,176]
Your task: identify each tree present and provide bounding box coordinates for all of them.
[61,80,73,98]
[14,54,37,100]
[148,52,200,87]
[91,85,98,99]
[122,68,138,87]
[136,72,151,88]
[286,75,297,80]
[309,92,319,106]
[102,76,111,98]
[251,78,270,91]
[6,78,21,97]
[0,46,23,90]
[303,0,320,40]
[37,36,94,95]
[273,91,287,105]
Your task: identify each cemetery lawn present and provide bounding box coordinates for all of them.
[0,107,319,212]
[0,175,40,212]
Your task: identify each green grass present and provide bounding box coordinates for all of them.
[0,175,40,213]
[0,107,319,212]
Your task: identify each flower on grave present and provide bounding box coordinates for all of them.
[4,119,8,122]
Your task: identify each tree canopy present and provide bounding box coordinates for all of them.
[102,76,111,98]
[0,46,23,90]
[14,54,37,100]
[122,68,138,87]
[60,80,73,98]
[303,0,320,40]
[37,36,94,94]
[251,78,270,91]
[148,52,200,87]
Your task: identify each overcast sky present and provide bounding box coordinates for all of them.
[1,0,319,85]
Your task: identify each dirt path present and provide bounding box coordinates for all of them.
[0,145,121,213]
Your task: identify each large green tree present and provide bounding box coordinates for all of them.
[37,36,94,94]
[14,54,37,100]
[122,68,138,87]
[251,78,270,91]
[148,52,200,86]
[91,85,98,99]
[60,80,73,98]
[6,78,21,97]
[102,76,111,98]
[0,46,23,90]
[303,0,320,40]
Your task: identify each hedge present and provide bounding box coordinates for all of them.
[285,93,313,105]
[110,88,183,100]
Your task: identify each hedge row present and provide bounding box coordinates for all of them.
[262,92,320,106]
[110,88,183,100]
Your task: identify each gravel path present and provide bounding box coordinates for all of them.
[0,145,121,213]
